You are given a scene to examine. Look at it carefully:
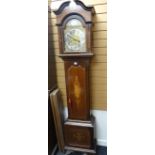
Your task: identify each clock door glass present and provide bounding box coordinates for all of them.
[64,19,86,52]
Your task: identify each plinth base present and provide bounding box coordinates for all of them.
[64,116,96,154]
[64,139,96,154]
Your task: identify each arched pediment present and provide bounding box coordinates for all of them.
[53,0,95,25]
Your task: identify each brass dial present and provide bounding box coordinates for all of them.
[64,19,86,52]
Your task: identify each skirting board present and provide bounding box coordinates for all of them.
[97,139,107,146]
[64,108,107,147]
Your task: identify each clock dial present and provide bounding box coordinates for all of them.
[64,19,86,52]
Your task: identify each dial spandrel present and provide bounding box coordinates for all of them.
[64,19,86,52]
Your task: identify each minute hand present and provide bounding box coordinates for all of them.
[67,34,80,43]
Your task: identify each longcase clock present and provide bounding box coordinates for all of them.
[53,0,96,154]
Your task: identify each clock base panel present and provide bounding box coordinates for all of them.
[64,116,95,150]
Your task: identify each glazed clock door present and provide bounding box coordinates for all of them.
[64,19,86,53]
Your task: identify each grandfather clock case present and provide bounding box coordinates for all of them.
[53,0,96,154]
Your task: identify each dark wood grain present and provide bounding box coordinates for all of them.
[65,60,90,120]
[54,0,94,56]
[64,116,95,150]
[48,96,57,155]
[53,0,94,25]
[63,104,96,153]
[50,89,65,152]
[53,1,96,154]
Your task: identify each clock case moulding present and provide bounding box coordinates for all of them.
[53,0,96,154]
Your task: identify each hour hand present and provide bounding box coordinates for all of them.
[67,34,80,43]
